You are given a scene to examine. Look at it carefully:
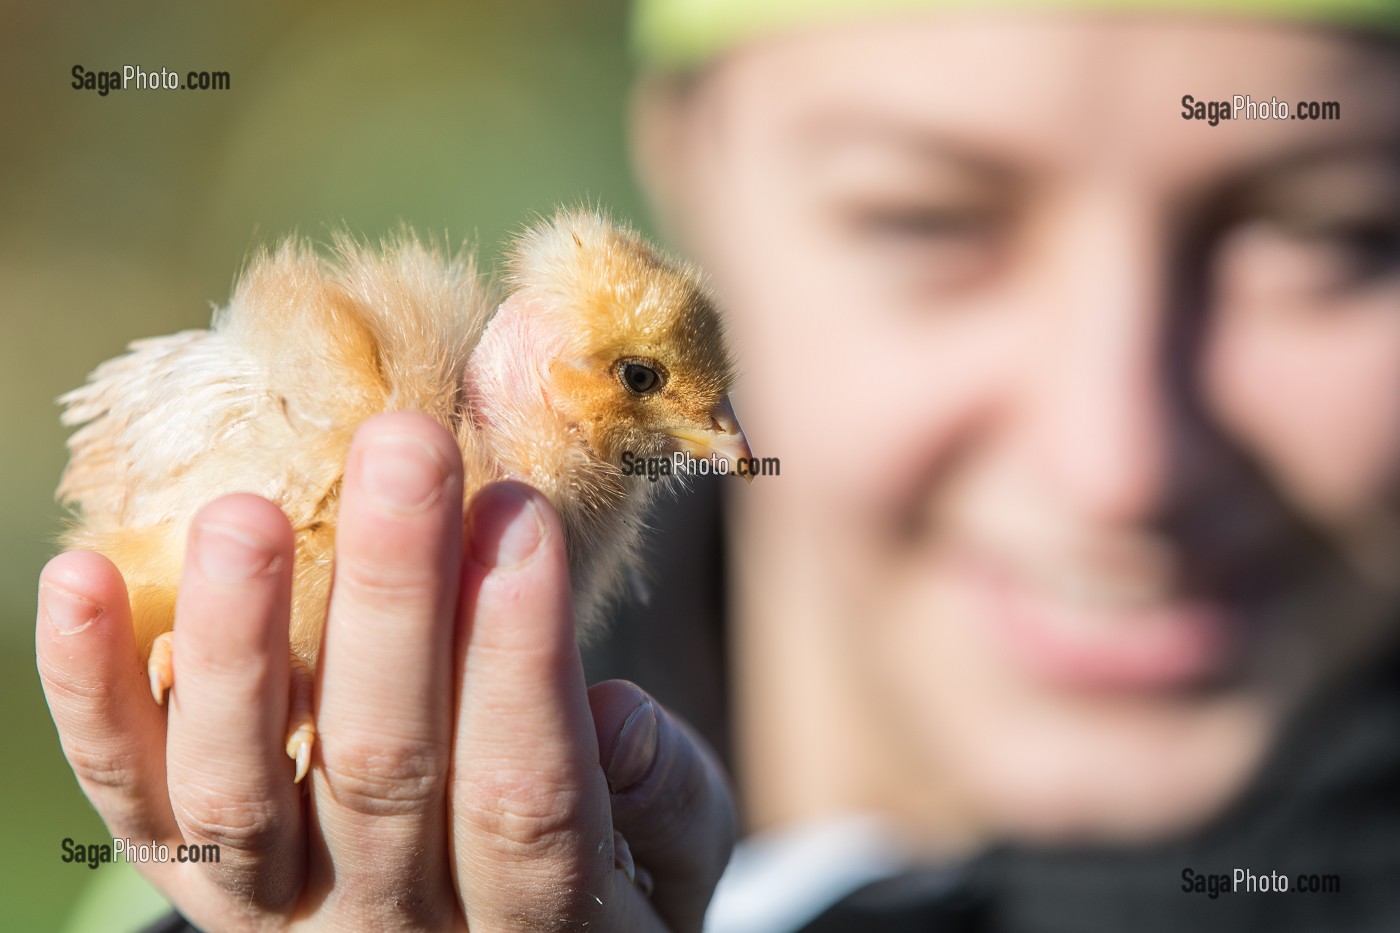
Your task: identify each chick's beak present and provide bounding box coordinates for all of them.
[666,396,756,483]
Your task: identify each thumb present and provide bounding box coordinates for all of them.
[591,679,738,933]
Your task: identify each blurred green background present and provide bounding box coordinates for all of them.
[0,1,643,928]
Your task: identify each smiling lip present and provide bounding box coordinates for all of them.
[956,551,1240,693]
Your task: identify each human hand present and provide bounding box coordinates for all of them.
[37,412,736,932]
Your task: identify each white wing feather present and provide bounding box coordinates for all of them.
[56,233,494,661]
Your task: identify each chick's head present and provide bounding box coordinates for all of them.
[502,210,751,474]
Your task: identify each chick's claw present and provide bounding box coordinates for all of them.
[286,655,316,783]
[613,830,637,886]
[148,630,175,705]
[286,723,315,784]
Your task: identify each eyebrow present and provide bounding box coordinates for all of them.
[791,110,1400,218]
[791,112,1021,186]
[1220,144,1400,216]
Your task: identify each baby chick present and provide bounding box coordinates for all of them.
[57,209,751,781]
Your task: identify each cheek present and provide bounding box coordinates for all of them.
[1207,292,1400,520]
[724,283,1023,546]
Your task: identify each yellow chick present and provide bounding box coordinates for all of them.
[56,209,751,781]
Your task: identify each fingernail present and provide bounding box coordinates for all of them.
[196,523,277,584]
[41,582,103,635]
[468,485,544,570]
[360,434,449,513]
[605,699,658,793]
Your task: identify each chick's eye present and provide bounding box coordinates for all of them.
[619,361,664,395]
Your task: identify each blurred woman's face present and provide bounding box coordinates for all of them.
[647,15,1400,841]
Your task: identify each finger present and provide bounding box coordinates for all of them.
[36,551,180,850]
[163,494,304,910]
[448,483,616,929]
[591,680,738,933]
[312,412,462,925]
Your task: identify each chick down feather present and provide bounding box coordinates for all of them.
[57,210,750,672]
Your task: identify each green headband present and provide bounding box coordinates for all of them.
[633,0,1400,69]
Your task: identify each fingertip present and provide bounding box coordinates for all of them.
[466,482,549,571]
[354,411,463,471]
[192,493,295,551]
[459,482,574,656]
[588,680,657,790]
[38,551,128,639]
[588,679,649,720]
[180,496,293,593]
[36,551,147,737]
[345,415,462,523]
[42,549,126,604]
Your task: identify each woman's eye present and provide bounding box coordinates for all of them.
[619,361,664,395]
[1212,211,1400,316]
[1315,219,1400,281]
[854,208,991,243]
[1258,214,1400,294]
[1225,160,1400,294]
[838,204,1006,297]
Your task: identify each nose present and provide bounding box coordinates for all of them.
[1026,197,1177,527]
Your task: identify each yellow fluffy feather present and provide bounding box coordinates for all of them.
[57,209,751,778]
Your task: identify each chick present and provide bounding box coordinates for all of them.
[57,209,751,781]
